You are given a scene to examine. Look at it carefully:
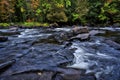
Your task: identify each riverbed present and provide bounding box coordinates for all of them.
[0,27,120,80]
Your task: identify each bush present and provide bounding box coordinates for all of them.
[47,11,68,22]
[0,23,10,27]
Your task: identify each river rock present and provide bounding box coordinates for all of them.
[54,68,81,80]
[79,75,96,80]
[72,27,89,35]
[9,27,19,31]
[0,71,54,80]
[70,33,90,41]
[0,60,15,70]
[113,23,120,27]
[0,36,8,42]
[89,30,105,36]
[104,40,120,50]
[0,31,20,36]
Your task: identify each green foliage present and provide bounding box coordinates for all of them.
[18,22,49,27]
[47,11,68,22]
[0,0,120,26]
[65,0,71,8]
[87,0,120,26]
[46,1,68,22]
[0,23,10,27]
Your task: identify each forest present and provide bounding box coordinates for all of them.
[0,0,120,27]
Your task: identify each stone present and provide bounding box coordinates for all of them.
[0,60,15,70]
[9,27,19,31]
[54,68,81,80]
[89,30,105,36]
[104,40,120,50]
[70,33,90,41]
[113,23,120,27]
[0,31,20,36]
[0,71,54,80]
[79,75,96,80]
[0,36,8,42]
[72,27,89,35]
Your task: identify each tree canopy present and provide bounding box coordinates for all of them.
[0,0,120,26]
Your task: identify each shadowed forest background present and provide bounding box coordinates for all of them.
[0,0,120,27]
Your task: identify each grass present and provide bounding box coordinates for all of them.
[0,23,10,27]
[0,22,50,28]
[18,22,49,27]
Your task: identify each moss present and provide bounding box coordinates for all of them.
[0,23,10,27]
[19,22,49,27]
[0,22,50,28]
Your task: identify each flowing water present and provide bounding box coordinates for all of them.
[0,27,120,80]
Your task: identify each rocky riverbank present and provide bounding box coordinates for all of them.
[0,26,120,80]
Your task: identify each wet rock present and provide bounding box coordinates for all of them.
[104,40,120,50]
[9,27,19,31]
[0,36,8,42]
[79,75,96,80]
[113,23,120,27]
[0,60,15,70]
[70,33,90,41]
[72,27,89,35]
[0,71,54,80]
[89,30,105,36]
[57,27,89,42]
[0,31,20,36]
[54,68,81,80]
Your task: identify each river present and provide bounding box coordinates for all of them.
[0,27,120,80]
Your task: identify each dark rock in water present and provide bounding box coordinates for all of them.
[0,36,8,42]
[56,68,81,80]
[9,27,19,31]
[104,40,120,50]
[113,23,120,27]
[72,27,89,35]
[70,33,90,41]
[57,27,89,42]
[0,31,20,36]
[0,60,15,70]
[79,75,96,80]
[89,30,105,36]
[0,71,54,80]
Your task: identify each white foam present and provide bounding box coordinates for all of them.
[96,52,116,59]
[67,43,90,69]
[67,40,119,80]
[54,28,71,32]
[67,62,89,69]
[18,34,51,38]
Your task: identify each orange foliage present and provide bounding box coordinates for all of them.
[0,0,15,21]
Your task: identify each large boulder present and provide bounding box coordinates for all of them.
[72,27,89,35]
[58,27,89,41]
[0,36,8,42]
